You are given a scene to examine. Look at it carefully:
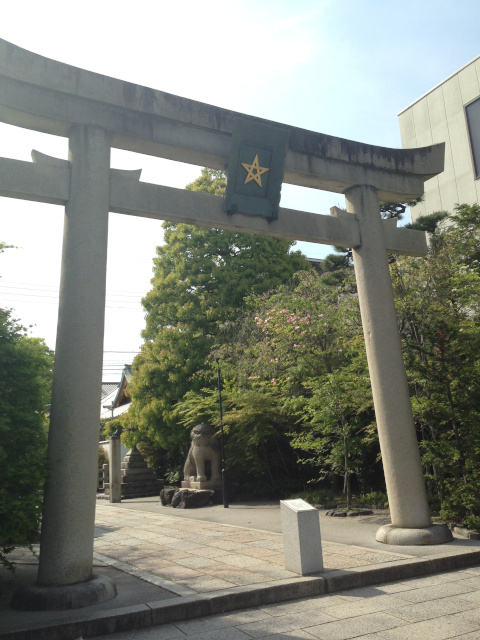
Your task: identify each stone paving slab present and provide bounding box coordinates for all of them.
[92,504,414,594]
[1,503,480,640]
[90,565,480,640]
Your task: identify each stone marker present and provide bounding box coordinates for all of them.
[280,499,323,575]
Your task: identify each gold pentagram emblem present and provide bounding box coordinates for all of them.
[241,154,269,187]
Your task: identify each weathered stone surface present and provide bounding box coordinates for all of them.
[346,185,434,539]
[376,523,453,545]
[0,39,444,203]
[452,525,480,540]
[280,499,323,575]
[105,447,162,499]
[183,423,221,487]
[181,480,221,490]
[169,489,214,509]
[10,575,117,611]
[36,125,111,590]
[160,488,177,506]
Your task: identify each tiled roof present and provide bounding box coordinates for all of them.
[101,382,119,398]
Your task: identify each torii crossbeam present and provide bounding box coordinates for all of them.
[0,39,450,610]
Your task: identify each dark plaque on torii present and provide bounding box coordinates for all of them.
[223,118,289,221]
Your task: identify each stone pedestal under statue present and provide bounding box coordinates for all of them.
[181,479,221,490]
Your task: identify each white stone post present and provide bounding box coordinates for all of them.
[37,125,113,590]
[280,499,323,575]
[345,185,452,545]
[109,432,122,503]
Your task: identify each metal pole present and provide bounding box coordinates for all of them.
[109,429,122,504]
[215,356,228,508]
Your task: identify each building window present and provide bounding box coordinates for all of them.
[466,97,480,179]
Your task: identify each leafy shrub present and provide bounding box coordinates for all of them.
[98,445,108,468]
[0,309,53,570]
[358,491,389,508]
[288,488,337,505]
[464,515,480,533]
[439,469,480,529]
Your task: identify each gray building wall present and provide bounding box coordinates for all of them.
[398,55,480,222]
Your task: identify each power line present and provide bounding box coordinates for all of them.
[1,298,143,310]
[1,290,142,302]
[0,280,147,295]
[1,292,60,299]
[103,350,140,353]
[0,284,144,299]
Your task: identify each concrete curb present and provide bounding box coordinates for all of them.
[2,549,480,640]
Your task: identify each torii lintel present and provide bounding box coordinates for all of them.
[0,151,427,256]
[0,38,443,203]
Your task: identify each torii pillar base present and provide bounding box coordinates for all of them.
[10,575,116,611]
[376,524,453,546]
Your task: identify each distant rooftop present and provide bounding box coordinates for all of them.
[101,382,119,398]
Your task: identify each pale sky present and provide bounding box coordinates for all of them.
[1,1,479,380]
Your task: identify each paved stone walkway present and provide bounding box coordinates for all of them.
[2,502,480,640]
[93,504,410,596]
[94,566,480,639]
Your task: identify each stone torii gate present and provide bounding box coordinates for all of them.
[0,40,451,609]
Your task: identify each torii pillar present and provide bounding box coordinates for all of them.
[345,185,450,544]
[12,127,117,609]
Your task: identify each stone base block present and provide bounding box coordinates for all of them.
[172,489,214,509]
[10,574,117,611]
[181,480,222,490]
[376,523,453,545]
[160,487,177,506]
[104,480,162,499]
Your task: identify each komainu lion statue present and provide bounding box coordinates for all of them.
[183,423,221,484]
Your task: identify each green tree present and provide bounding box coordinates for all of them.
[176,385,300,497]
[392,205,480,526]
[122,168,309,476]
[206,269,377,501]
[0,308,53,568]
[177,204,480,513]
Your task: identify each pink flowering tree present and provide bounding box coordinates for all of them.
[226,270,376,506]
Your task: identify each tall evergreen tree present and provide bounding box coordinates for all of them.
[121,169,309,475]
